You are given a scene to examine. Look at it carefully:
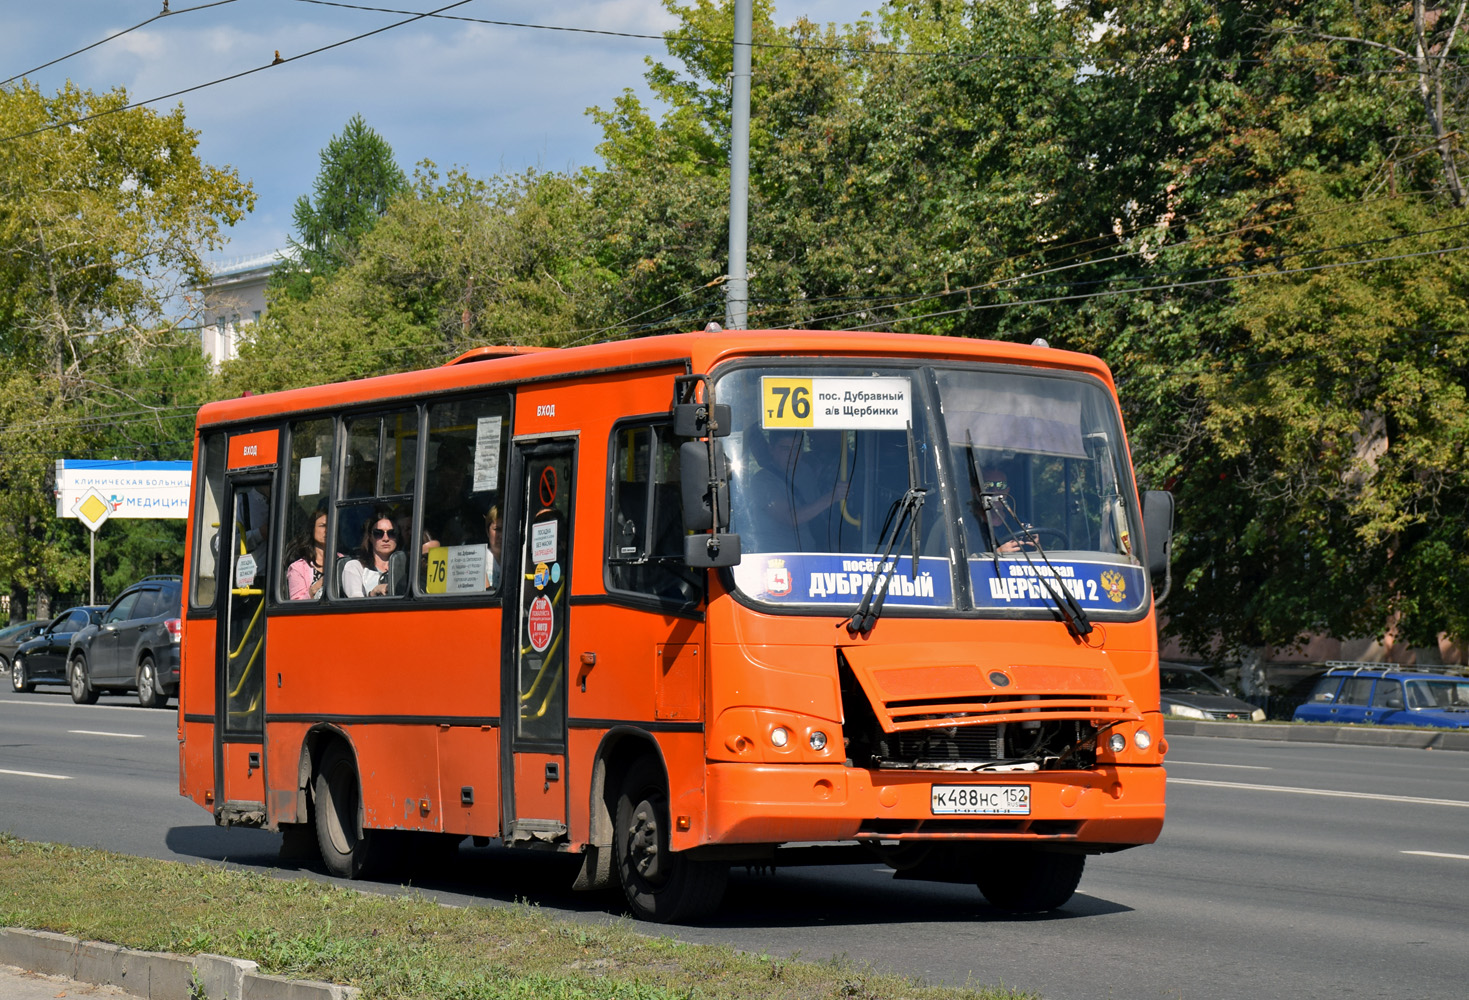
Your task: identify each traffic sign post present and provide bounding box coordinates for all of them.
[71,487,114,605]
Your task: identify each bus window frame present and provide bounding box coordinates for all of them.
[257,387,518,614]
[603,415,704,615]
[710,357,1153,625]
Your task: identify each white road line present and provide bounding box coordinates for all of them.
[68,730,144,739]
[1170,776,1469,808]
[1402,850,1469,861]
[0,768,71,780]
[1167,760,1271,770]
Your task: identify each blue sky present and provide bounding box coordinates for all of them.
[2,1,861,264]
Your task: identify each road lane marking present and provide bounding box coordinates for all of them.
[1170,777,1469,808]
[1402,850,1469,861]
[0,768,71,780]
[68,730,144,739]
[1167,761,1271,770]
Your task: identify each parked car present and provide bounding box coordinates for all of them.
[1292,665,1469,729]
[10,607,106,692]
[0,619,46,676]
[1160,663,1267,722]
[68,576,183,707]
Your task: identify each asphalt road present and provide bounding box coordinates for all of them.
[2,683,1466,1000]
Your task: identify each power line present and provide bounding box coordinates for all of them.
[828,243,1469,332]
[0,0,478,144]
[0,0,240,88]
[290,0,1457,69]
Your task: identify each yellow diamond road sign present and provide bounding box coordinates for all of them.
[73,487,115,532]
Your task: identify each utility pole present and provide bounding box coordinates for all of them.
[724,0,752,330]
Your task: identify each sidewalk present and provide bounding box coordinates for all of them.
[1,963,141,998]
[1164,718,1469,751]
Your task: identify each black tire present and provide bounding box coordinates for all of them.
[313,742,373,878]
[976,848,1085,913]
[10,658,34,694]
[615,756,728,923]
[69,655,98,705]
[136,655,167,708]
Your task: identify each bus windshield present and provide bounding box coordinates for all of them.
[719,363,1148,617]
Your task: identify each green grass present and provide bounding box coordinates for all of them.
[0,834,1035,1000]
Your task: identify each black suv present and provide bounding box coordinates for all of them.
[68,576,183,707]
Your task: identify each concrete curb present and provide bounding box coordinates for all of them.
[1164,718,1469,751]
[0,928,359,1000]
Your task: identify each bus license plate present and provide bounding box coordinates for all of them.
[930,784,1030,816]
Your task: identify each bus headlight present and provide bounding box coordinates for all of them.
[1107,732,1127,754]
[809,730,827,751]
[770,726,790,748]
[1134,729,1153,751]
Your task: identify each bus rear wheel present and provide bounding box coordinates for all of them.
[975,847,1085,913]
[314,743,373,878]
[615,757,728,923]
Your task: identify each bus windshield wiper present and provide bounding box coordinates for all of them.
[990,499,1094,640]
[844,423,926,635]
[963,431,1002,573]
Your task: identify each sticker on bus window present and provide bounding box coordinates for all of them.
[297,456,323,497]
[732,553,953,606]
[762,376,911,430]
[531,520,557,562]
[970,559,1146,613]
[472,416,503,491]
[527,595,554,652]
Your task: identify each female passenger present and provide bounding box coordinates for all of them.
[342,508,402,598]
[285,508,329,600]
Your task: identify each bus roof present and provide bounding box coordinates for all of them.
[196,330,1116,428]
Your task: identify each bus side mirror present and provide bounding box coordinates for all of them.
[1141,490,1174,604]
[680,441,729,532]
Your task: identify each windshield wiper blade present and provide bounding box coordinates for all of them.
[963,431,1003,571]
[991,504,1094,639]
[844,422,926,635]
[843,485,925,635]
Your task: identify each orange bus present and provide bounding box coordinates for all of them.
[178,330,1173,922]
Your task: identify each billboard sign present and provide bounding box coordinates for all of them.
[55,460,192,521]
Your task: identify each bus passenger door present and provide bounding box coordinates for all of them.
[214,473,273,825]
[502,438,574,844]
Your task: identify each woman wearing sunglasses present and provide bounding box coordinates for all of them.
[342,508,404,598]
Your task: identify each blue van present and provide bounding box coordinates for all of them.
[1293,663,1469,729]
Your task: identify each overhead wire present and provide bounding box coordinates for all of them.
[0,0,479,143]
[0,0,240,88]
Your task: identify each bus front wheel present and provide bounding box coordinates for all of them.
[614,757,727,923]
[314,743,373,879]
[975,847,1085,913]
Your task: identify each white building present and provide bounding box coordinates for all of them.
[199,251,287,369]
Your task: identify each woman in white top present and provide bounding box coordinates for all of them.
[343,510,400,598]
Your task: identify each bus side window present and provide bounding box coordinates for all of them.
[336,409,416,599]
[607,422,700,605]
[279,418,334,602]
[419,392,510,596]
[191,431,227,610]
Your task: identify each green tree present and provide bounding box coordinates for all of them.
[0,81,252,618]
[222,166,609,395]
[276,114,408,298]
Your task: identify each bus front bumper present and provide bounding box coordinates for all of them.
[701,762,1165,850]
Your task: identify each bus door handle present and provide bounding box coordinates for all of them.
[578,651,596,692]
